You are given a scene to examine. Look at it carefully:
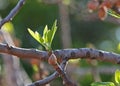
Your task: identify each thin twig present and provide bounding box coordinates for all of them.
[28,60,67,86]
[53,63,76,86]
[0,0,26,29]
[48,53,76,86]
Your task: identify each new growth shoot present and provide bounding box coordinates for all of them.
[28,20,57,51]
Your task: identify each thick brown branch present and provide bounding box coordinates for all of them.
[0,0,26,29]
[0,43,120,64]
[0,43,48,60]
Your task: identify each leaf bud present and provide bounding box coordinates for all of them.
[48,53,57,65]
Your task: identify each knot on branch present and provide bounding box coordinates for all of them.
[6,44,13,50]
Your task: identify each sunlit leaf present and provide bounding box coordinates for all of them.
[46,29,50,43]
[115,69,120,84]
[43,25,49,43]
[68,59,80,64]
[107,9,120,18]
[28,20,57,51]
[43,25,48,36]
[28,28,36,39]
[28,28,43,44]
[91,82,115,86]
[63,0,71,5]
[117,43,120,51]
[32,64,39,72]
[47,20,57,45]
[35,31,44,43]
[2,22,14,34]
[47,29,51,44]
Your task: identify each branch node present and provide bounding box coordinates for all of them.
[71,51,75,57]
[86,51,90,57]
[99,51,104,57]
[6,44,13,50]
[48,53,58,65]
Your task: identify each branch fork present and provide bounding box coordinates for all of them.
[48,52,77,86]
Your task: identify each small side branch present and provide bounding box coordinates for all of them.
[0,0,26,29]
[28,60,67,86]
[48,53,76,86]
[53,62,76,86]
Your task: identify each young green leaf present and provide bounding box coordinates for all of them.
[35,31,44,43]
[28,28,43,44]
[28,20,57,51]
[115,69,120,84]
[91,82,115,86]
[47,20,57,45]
[43,25,48,43]
[107,9,120,18]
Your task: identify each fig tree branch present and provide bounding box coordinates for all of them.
[0,43,120,64]
[0,0,26,29]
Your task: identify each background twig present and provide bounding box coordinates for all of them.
[0,0,26,29]
[1,29,32,86]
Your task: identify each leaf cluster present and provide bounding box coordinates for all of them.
[28,20,57,51]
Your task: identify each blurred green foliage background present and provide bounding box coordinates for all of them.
[0,0,120,86]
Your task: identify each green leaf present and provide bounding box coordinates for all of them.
[32,64,39,72]
[47,20,57,45]
[28,20,57,51]
[107,9,120,18]
[28,28,43,44]
[35,31,44,43]
[43,25,48,36]
[2,21,14,34]
[43,25,49,43]
[115,69,120,84]
[91,82,115,86]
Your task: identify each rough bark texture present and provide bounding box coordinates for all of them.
[0,43,120,64]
